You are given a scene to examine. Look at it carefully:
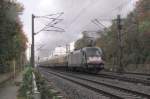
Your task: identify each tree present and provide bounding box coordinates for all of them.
[0,0,27,73]
[74,31,97,50]
[95,0,150,71]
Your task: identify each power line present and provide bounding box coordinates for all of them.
[91,19,103,29]
[35,12,65,35]
[90,0,133,33]
[113,0,132,12]
[31,12,65,67]
[67,0,133,35]
[92,19,111,33]
[35,12,64,18]
[101,0,132,18]
[95,19,108,29]
[92,0,132,22]
[36,44,45,51]
[66,0,99,30]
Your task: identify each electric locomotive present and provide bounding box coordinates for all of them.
[68,47,104,73]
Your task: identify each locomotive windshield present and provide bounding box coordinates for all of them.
[85,48,102,57]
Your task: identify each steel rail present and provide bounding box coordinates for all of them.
[60,72,150,99]
[40,68,149,99]
[40,69,123,99]
[97,73,150,86]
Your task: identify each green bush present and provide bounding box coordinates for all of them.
[18,67,33,98]
[35,70,62,99]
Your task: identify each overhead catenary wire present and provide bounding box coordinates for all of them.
[91,20,103,29]
[31,12,65,67]
[66,0,99,30]
[98,0,133,20]
[91,19,111,33]
[35,12,65,35]
[37,0,135,59]
[35,12,64,18]
[95,19,108,29]
[90,0,133,22]
[67,0,133,36]
[90,0,133,33]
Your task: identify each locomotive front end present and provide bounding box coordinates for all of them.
[87,56,104,65]
[84,47,104,73]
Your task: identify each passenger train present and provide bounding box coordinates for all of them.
[39,47,104,73]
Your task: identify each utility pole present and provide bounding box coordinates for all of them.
[38,56,40,66]
[117,14,123,73]
[30,13,64,68]
[66,44,70,54]
[31,14,35,67]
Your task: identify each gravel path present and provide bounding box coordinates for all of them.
[0,73,22,99]
[0,72,13,85]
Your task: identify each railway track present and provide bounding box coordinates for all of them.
[121,72,150,80]
[115,72,150,76]
[59,69,150,86]
[97,73,150,86]
[101,71,150,80]
[39,68,150,99]
[103,70,150,76]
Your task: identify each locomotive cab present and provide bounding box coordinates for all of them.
[82,47,104,73]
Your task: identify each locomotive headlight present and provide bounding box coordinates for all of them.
[87,57,102,63]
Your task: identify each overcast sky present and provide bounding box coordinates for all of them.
[18,0,138,58]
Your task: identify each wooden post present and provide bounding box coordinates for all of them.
[13,59,16,79]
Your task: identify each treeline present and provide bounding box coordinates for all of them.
[0,0,27,73]
[74,31,98,50]
[75,0,150,72]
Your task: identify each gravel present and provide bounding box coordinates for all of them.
[39,68,150,99]
[40,70,109,99]
[64,72,150,96]
[100,71,150,81]
[51,72,146,99]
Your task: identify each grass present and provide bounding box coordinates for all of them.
[17,66,33,99]
[17,66,63,99]
[35,70,63,99]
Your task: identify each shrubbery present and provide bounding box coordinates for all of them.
[18,67,33,99]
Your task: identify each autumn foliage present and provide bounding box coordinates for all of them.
[75,0,150,72]
[0,0,27,73]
